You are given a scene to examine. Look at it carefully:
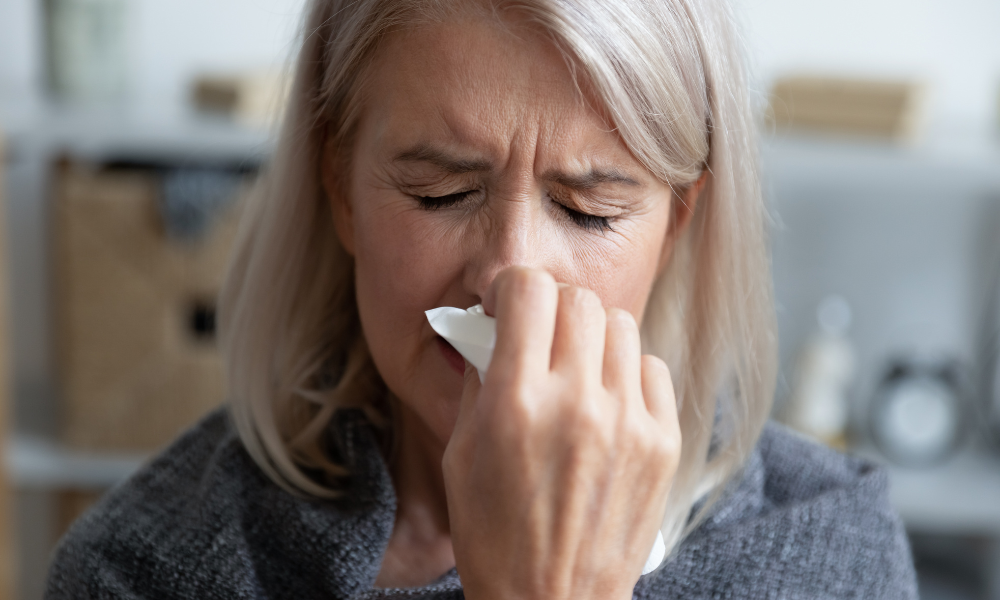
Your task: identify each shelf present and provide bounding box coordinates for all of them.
[850,446,1000,537]
[884,452,1000,537]
[8,432,1000,539]
[1,98,274,167]
[759,123,1000,190]
[5,435,148,490]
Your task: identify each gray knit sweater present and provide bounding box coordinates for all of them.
[45,408,918,599]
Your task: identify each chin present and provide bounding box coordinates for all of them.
[388,350,464,447]
[420,373,464,445]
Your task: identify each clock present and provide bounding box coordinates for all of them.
[870,360,965,466]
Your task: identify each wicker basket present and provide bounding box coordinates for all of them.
[53,163,247,451]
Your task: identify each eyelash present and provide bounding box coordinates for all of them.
[416,191,474,210]
[415,191,613,234]
[560,205,613,233]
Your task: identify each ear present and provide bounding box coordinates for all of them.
[656,170,708,274]
[322,134,356,256]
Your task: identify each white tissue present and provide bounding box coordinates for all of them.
[642,530,666,575]
[425,304,496,383]
[425,304,668,575]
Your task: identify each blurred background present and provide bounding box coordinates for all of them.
[0,0,998,598]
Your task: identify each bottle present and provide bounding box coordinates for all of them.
[786,295,856,449]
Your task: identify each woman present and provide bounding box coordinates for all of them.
[46,0,917,598]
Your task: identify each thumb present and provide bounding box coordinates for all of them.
[443,362,482,483]
[453,361,483,434]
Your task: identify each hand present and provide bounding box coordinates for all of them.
[442,267,681,600]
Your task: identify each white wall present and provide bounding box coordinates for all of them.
[1,0,997,124]
[0,0,41,97]
[0,0,306,105]
[739,0,1000,128]
[128,0,306,106]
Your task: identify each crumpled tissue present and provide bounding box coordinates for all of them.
[425,304,667,575]
[425,304,496,383]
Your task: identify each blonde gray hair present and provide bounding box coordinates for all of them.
[219,0,776,555]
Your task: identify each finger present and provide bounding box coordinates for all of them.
[550,286,605,383]
[442,361,481,483]
[486,267,558,379]
[602,308,642,401]
[454,360,483,433]
[640,355,679,433]
[480,275,567,316]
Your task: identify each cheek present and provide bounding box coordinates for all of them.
[570,212,670,321]
[351,197,465,378]
[348,188,474,442]
[355,205,456,304]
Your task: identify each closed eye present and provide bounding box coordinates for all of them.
[559,204,614,233]
[416,191,476,210]
[417,190,614,233]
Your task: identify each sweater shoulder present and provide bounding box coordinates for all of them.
[44,407,267,598]
[656,421,918,599]
[45,407,397,599]
[756,420,885,506]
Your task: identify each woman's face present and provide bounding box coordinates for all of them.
[328,16,684,445]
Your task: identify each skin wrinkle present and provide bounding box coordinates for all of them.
[205,3,786,597]
[323,15,699,589]
[393,144,642,197]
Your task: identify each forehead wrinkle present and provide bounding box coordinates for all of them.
[373,16,649,197]
[542,167,641,190]
[529,106,646,193]
[393,143,493,174]
[366,24,519,151]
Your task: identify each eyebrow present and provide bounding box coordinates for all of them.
[393,144,642,189]
[393,145,492,174]
[542,168,641,189]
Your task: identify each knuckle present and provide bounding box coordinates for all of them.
[507,396,534,430]
[642,354,673,385]
[441,446,456,471]
[653,432,682,470]
[642,354,670,374]
[605,307,637,328]
[575,403,613,447]
[497,377,537,429]
[625,419,654,453]
[441,441,464,475]
[559,285,603,316]
[606,307,639,338]
[576,403,602,431]
[504,267,555,298]
[627,417,679,464]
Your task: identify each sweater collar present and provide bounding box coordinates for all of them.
[319,409,465,599]
[296,410,769,600]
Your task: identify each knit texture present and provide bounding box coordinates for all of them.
[45,408,917,599]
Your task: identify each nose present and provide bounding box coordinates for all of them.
[462,193,552,301]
